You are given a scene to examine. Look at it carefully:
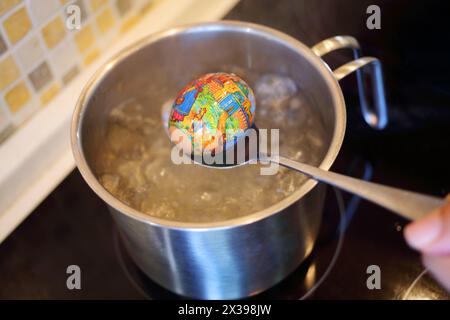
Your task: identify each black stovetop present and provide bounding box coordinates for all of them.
[0,0,449,299]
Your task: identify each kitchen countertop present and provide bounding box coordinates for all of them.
[0,0,449,299]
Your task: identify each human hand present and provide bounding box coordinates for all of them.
[404,196,450,292]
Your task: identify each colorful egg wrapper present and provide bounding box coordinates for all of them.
[168,73,256,155]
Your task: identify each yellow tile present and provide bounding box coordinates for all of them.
[0,55,20,90]
[90,0,107,11]
[120,15,140,33]
[42,16,66,49]
[3,6,31,44]
[84,48,100,66]
[74,25,95,53]
[0,0,21,17]
[40,83,60,105]
[96,7,114,34]
[5,81,30,113]
[140,0,159,15]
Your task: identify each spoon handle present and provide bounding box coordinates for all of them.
[275,156,444,221]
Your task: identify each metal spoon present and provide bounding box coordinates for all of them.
[168,73,444,221]
[271,155,443,221]
[190,127,444,221]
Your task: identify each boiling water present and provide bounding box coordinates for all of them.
[96,74,328,222]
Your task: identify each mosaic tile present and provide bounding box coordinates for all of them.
[16,35,45,70]
[41,15,67,49]
[28,61,53,92]
[96,6,114,33]
[3,6,32,44]
[0,103,12,142]
[49,38,78,77]
[64,0,88,24]
[120,14,140,33]
[0,0,21,17]
[28,0,60,25]
[40,83,60,105]
[89,0,107,12]
[0,32,7,56]
[83,47,99,65]
[140,0,157,14]
[0,103,8,121]
[116,0,131,16]
[62,65,80,84]
[0,55,20,90]
[5,81,31,113]
[74,24,95,53]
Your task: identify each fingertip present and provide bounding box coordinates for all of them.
[404,209,443,251]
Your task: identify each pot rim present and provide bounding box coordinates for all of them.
[71,20,346,231]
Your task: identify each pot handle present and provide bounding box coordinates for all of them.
[311,36,388,130]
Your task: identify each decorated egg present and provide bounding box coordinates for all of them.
[168,73,256,156]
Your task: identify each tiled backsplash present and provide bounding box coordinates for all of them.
[0,0,156,142]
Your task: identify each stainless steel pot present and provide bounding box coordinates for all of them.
[71,21,388,299]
